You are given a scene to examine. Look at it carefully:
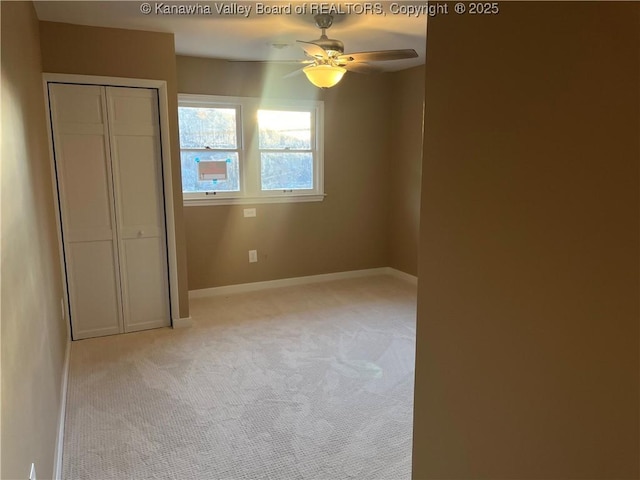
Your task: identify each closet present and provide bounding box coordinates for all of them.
[48,83,170,340]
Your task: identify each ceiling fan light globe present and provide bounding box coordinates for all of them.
[303,64,346,88]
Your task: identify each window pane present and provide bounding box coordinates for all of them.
[258,110,311,150]
[181,151,239,192]
[178,107,237,149]
[261,152,313,190]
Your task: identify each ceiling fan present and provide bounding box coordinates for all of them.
[285,14,419,88]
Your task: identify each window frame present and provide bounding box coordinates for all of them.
[178,94,325,206]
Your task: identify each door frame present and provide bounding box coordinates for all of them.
[43,73,181,338]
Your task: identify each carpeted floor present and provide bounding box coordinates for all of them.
[62,274,417,479]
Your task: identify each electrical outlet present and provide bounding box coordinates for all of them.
[29,463,36,480]
[248,250,258,263]
[243,208,256,218]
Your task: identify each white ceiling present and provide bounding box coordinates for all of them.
[33,1,427,71]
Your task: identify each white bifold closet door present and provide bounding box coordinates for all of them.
[49,84,170,340]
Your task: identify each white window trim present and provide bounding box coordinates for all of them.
[179,94,325,206]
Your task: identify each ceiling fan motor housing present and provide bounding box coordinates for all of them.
[312,15,344,57]
[314,36,344,57]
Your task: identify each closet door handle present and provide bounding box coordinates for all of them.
[137,230,145,237]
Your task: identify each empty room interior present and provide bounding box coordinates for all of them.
[1,2,639,480]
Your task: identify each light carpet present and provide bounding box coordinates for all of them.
[62,274,417,479]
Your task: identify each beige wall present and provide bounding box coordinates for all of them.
[39,21,190,318]
[390,66,424,276]
[413,2,639,478]
[178,56,399,289]
[1,3,68,478]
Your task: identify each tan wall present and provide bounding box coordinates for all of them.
[413,2,639,478]
[38,21,190,318]
[1,3,68,478]
[177,56,395,289]
[390,66,424,276]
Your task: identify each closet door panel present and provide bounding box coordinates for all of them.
[58,134,113,238]
[49,84,124,339]
[67,242,122,336]
[121,238,170,332]
[113,135,164,236]
[107,87,170,332]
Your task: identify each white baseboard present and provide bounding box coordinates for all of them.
[54,340,71,480]
[386,267,418,285]
[189,267,416,299]
[172,316,193,328]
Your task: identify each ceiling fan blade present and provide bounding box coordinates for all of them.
[343,62,381,74]
[297,40,328,60]
[337,49,418,63]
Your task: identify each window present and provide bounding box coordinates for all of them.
[178,94,324,205]
[179,105,241,194]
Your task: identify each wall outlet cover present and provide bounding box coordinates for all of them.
[249,250,258,263]
[243,208,256,218]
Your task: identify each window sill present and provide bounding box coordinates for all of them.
[183,194,326,207]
